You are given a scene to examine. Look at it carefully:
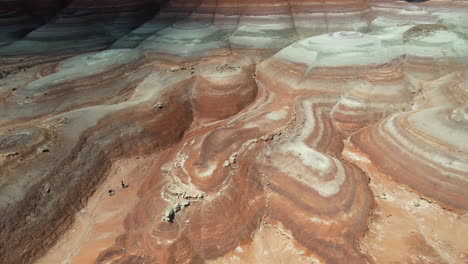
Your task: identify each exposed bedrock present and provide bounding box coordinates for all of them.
[0,0,170,80]
[0,0,372,60]
[0,50,268,263]
[0,0,168,79]
[255,97,373,263]
[0,0,73,46]
[413,70,468,110]
[0,1,467,264]
[346,105,468,211]
[0,49,146,125]
[191,55,257,123]
[1,91,192,261]
[0,89,194,263]
[138,21,230,57]
[330,60,413,135]
[259,27,468,133]
[0,50,200,263]
[92,37,378,262]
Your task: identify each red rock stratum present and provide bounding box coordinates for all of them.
[0,0,467,263]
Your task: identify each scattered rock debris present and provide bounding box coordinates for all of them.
[165,184,204,199]
[403,24,449,43]
[161,183,203,223]
[41,183,51,196]
[419,196,433,204]
[376,193,387,200]
[223,152,240,168]
[4,152,20,158]
[162,201,190,223]
[169,66,194,73]
[162,207,176,222]
[169,66,181,72]
[154,102,165,109]
[229,152,238,164]
[216,64,237,73]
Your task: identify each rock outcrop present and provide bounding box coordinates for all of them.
[0,1,467,264]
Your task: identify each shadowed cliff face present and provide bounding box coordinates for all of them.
[1,1,468,264]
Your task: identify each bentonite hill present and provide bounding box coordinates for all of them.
[0,0,467,263]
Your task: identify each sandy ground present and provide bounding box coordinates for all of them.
[37,155,156,264]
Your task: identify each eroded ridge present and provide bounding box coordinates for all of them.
[0,0,468,264]
[347,105,468,211]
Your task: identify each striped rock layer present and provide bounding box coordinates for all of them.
[0,1,467,264]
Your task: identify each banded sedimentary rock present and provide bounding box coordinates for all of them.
[330,60,413,134]
[431,1,468,35]
[138,21,230,57]
[346,105,468,211]
[370,4,437,31]
[109,16,174,48]
[0,0,164,79]
[399,24,468,90]
[259,31,412,134]
[228,0,297,54]
[258,31,389,94]
[413,70,468,110]
[291,0,371,37]
[0,0,44,47]
[0,49,145,125]
[353,157,468,264]
[192,55,257,123]
[89,54,270,263]
[0,49,196,264]
[0,1,468,264]
[261,143,373,262]
[254,94,373,263]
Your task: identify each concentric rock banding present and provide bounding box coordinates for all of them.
[0,49,146,125]
[94,85,277,263]
[0,127,49,172]
[109,18,174,48]
[290,0,371,37]
[347,105,468,211]
[257,104,373,262]
[87,49,299,262]
[229,22,297,52]
[96,148,266,263]
[1,1,468,264]
[257,31,396,99]
[0,56,196,264]
[0,0,159,55]
[292,96,345,155]
[138,21,230,57]
[263,148,373,263]
[414,70,468,110]
[192,55,257,122]
[331,59,413,134]
[22,49,143,95]
[370,4,437,31]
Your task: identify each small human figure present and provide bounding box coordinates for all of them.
[121,181,129,189]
